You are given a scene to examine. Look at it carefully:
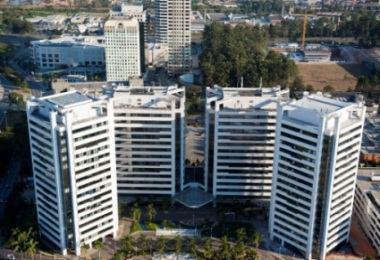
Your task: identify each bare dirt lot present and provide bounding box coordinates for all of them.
[297,63,368,91]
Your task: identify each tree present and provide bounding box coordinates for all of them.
[189,237,198,258]
[290,76,305,97]
[112,251,123,260]
[245,247,257,260]
[174,235,183,259]
[20,80,29,92]
[130,203,141,222]
[200,23,297,88]
[136,234,148,255]
[156,236,166,259]
[6,227,38,255]
[323,85,335,93]
[8,92,25,108]
[202,238,214,260]
[235,228,246,243]
[146,203,157,223]
[217,236,232,260]
[121,235,135,258]
[251,232,263,249]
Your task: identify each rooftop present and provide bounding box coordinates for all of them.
[357,168,380,210]
[31,35,105,47]
[46,91,92,108]
[292,93,354,115]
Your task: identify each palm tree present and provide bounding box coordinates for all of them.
[174,235,182,259]
[121,235,135,258]
[146,203,157,223]
[6,228,38,255]
[245,247,257,260]
[131,203,141,222]
[202,238,214,260]
[232,240,246,259]
[189,237,198,259]
[235,228,246,243]
[156,236,166,259]
[217,235,232,260]
[251,232,263,249]
[136,234,148,256]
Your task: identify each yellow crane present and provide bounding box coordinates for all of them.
[301,10,307,49]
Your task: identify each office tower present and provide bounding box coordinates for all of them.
[155,0,191,74]
[269,93,365,259]
[105,18,141,82]
[106,85,185,196]
[205,86,289,199]
[354,167,380,255]
[27,91,119,256]
[110,2,146,73]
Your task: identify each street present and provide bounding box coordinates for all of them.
[0,155,21,218]
[0,34,49,98]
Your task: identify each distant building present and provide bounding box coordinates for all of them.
[361,116,380,165]
[27,91,119,255]
[110,2,146,22]
[146,43,168,67]
[205,86,289,199]
[155,0,191,74]
[191,11,205,32]
[302,44,332,62]
[105,85,185,197]
[354,167,380,255]
[104,18,142,81]
[269,93,365,259]
[30,36,105,75]
[27,15,68,32]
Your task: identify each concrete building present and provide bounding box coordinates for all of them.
[205,86,289,200]
[110,1,146,72]
[354,167,380,255]
[105,85,185,197]
[361,116,380,165]
[269,93,365,259]
[30,36,105,75]
[110,2,146,22]
[146,43,169,67]
[104,18,141,81]
[27,91,119,255]
[155,0,191,73]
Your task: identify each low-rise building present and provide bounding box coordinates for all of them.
[30,36,105,75]
[303,44,332,62]
[191,11,205,32]
[354,167,380,255]
[27,15,69,32]
[361,116,380,165]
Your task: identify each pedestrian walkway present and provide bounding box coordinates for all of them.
[174,187,213,208]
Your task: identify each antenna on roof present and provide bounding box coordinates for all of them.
[240,76,244,88]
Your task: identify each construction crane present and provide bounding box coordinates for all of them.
[301,9,308,49]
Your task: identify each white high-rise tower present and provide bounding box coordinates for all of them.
[155,0,191,74]
[27,91,119,256]
[205,86,289,200]
[106,85,185,197]
[269,93,365,259]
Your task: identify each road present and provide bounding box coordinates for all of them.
[0,155,21,218]
[0,34,49,98]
